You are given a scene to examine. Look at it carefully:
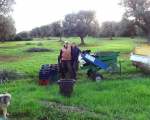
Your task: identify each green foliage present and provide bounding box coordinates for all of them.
[63,11,97,44]
[0,0,15,15]
[25,42,35,45]
[121,0,150,41]
[14,31,32,41]
[37,42,43,46]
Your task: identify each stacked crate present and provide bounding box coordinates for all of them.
[39,64,59,85]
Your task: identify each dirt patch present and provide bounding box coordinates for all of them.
[26,48,54,52]
[0,55,19,62]
[0,54,33,62]
[41,101,88,113]
[0,45,25,49]
[40,101,109,117]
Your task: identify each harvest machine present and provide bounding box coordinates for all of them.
[79,51,121,80]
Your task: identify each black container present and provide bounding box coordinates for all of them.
[57,80,76,97]
[39,64,59,84]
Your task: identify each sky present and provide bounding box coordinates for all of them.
[12,0,125,33]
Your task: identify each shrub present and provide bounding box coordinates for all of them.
[0,69,24,84]
[26,48,53,52]
[13,31,33,41]
[25,42,34,45]
[13,35,33,41]
[47,37,58,40]
[47,38,53,40]
[37,42,43,46]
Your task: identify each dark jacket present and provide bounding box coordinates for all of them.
[71,46,81,62]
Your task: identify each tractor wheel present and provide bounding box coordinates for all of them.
[94,73,103,82]
[87,69,93,77]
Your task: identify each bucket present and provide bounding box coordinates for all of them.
[57,79,76,97]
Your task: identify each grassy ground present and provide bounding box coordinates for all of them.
[0,37,150,120]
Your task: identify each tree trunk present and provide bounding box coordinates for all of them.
[110,36,113,40]
[147,32,150,43]
[1,37,5,43]
[80,37,85,45]
[59,35,62,41]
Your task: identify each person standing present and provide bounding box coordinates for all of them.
[59,41,74,79]
[71,42,81,80]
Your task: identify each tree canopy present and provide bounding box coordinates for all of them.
[0,15,16,41]
[0,0,16,41]
[63,10,98,44]
[0,0,15,15]
[121,0,150,41]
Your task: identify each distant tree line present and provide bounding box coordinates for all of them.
[1,0,150,43]
[15,10,145,44]
[16,11,99,45]
[99,18,137,40]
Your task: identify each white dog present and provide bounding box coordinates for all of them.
[0,93,11,119]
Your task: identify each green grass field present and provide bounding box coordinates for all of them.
[0,37,150,120]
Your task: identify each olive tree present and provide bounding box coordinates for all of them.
[117,18,136,37]
[121,0,150,41]
[0,0,16,41]
[51,21,63,41]
[0,16,16,41]
[63,10,97,45]
[100,21,118,40]
[0,0,15,15]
